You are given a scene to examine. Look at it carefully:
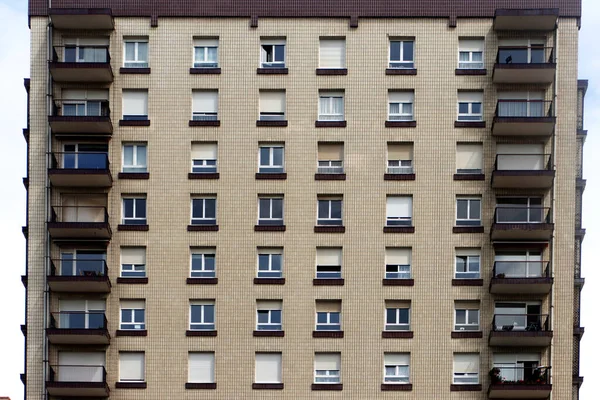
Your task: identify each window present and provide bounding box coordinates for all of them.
[498,38,546,64]
[457,92,483,121]
[386,196,413,226]
[493,353,541,383]
[59,299,106,329]
[192,90,218,121]
[61,143,108,170]
[188,352,215,383]
[456,197,481,226]
[259,145,284,173]
[494,302,542,331]
[58,352,105,382]
[119,352,145,382]
[318,91,344,121]
[454,301,480,331]
[191,197,217,225]
[497,91,545,117]
[496,197,544,223]
[384,353,410,383]
[389,39,414,69]
[122,90,148,121]
[122,143,147,173]
[456,143,483,174]
[453,353,479,384]
[317,143,344,174]
[191,143,217,173]
[259,90,286,121]
[319,38,346,69]
[387,143,413,174]
[190,248,216,278]
[255,353,282,384]
[385,301,411,331]
[494,250,543,278]
[257,249,283,278]
[190,300,215,330]
[122,196,147,225]
[120,300,145,330]
[123,38,148,68]
[59,249,106,277]
[256,300,282,331]
[496,144,545,171]
[458,39,484,69]
[193,38,218,68]
[388,91,414,121]
[314,353,341,384]
[120,247,146,278]
[317,197,342,226]
[316,248,342,279]
[63,38,109,63]
[455,249,481,279]
[315,301,341,331]
[385,248,412,280]
[260,39,285,68]
[258,196,284,225]
[61,89,109,117]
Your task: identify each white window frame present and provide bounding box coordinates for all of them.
[189,301,215,331]
[455,253,481,279]
[384,356,410,384]
[315,311,341,331]
[260,42,286,68]
[317,199,343,226]
[385,308,411,331]
[123,39,148,68]
[190,198,217,225]
[389,39,415,69]
[259,146,285,173]
[257,252,283,278]
[122,143,147,173]
[256,308,282,331]
[257,197,284,225]
[120,301,145,330]
[315,369,340,384]
[386,196,413,226]
[193,40,218,68]
[457,94,483,121]
[453,354,480,384]
[120,247,146,278]
[119,352,145,383]
[388,92,415,121]
[121,196,146,225]
[458,39,484,69]
[454,308,480,331]
[190,251,216,278]
[456,197,482,226]
[318,94,344,121]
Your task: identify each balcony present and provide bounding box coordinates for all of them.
[48,206,111,240]
[488,366,551,399]
[494,9,559,31]
[490,261,552,294]
[47,312,110,345]
[493,47,555,84]
[49,99,112,135]
[48,259,111,293]
[46,365,109,397]
[49,8,114,30]
[492,154,554,189]
[385,166,415,181]
[489,314,552,347]
[49,152,112,187]
[492,100,555,136]
[491,207,553,241]
[49,46,113,83]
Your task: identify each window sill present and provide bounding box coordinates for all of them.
[256,173,287,180]
[383,226,415,233]
[186,330,217,337]
[257,68,288,75]
[115,382,147,389]
[452,279,484,286]
[256,120,288,127]
[313,331,344,338]
[187,224,219,232]
[382,279,414,286]
[454,121,485,128]
[253,330,285,337]
[116,329,147,337]
[454,173,485,181]
[316,68,347,75]
[190,67,221,74]
[118,172,149,179]
[119,120,150,126]
[253,383,284,389]
[187,277,218,285]
[455,68,487,76]
[450,384,482,392]
[312,383,343,391]
[188,172,220,179]
[116,277,148,284]
[189,120,220,127]
[315,120,347,128]
[118,224,149,231]
[315,173,346,181]
[254,225,286,232]
[382,331,414,339]
[254,278,285,285]
[381,383,413,391]
[453,226,484,233]
[314,226,345,233]
[451,331,483,339]
[313,278,344,286]
[186,383,216,389]
[386,68,417,75]
[119,67,151,74]
[384,173,415,181]
[385,121,416,128]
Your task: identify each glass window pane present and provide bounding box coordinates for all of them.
[204,255,215,270]
[402,41,414,61]
[125,42,135,61]
[459,52,469,61]
[318,201,329,219]
[468,257,480,272]
[123,146,134,165]
[194,47,204,61]
[456,310,466,324]
[135,199,146,218]
[472,52,483,61]
[271,310,282,323]
[468,311,479,324]
[458,103,469,114]
[457,200,468,219]
[259,148,270,166]
[134,309,144,323]
[469,200,481,220]
[456,256,467,272]
[386,308,396,323]
[259,199,270,218]
[329,313,340,323]
[204,305,214,323]
[272,148,284,166]
[207,47,217,62]
[271,199,283,218]
[190,305,201,322]
[402,103,413,114]
[122,309,132,322]
[317,313,327,323]
[258,254,270,270]
[390,41,401,61]
[330,201,342,219]
[274,45,285,62]
[205,199,216,218]
[257,311,268,323]
[136,146,147,166]
[398,309,409,324]
[471,103,482,114]
[271,255,282,270]
[137,42,148,61]
[123,199,133,217]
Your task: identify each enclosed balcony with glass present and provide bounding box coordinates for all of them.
[49,89,112,135]
[46,352,109,397]
[48,195,111,240]
[493,92,555,136]
[47,299,109,344]
[49,38,113,83]
[492,144,554,189]
[48,250,110,293]
[493,39,556,84]
[48,143,111,187]
[491,198,553,241]
[489,353,551,399]
[491,250,552,294]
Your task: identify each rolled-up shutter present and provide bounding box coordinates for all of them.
[315,353,340,370]
[454,353,479,374]
[121,247,145,265]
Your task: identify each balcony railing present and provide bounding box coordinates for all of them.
[52,46,110,64]
[492,314,550,333]
[494,154,552,171]
[50,312,107,330]
[317,166,344,174]
[494,207,551,224]
[259,114,286,121]
[51,206,109,224]
[51,99,111,118]
[387,166,414,174]
[490,366,551,385]
[48,365,107,383]
[496,47,555,65]
[496,100,553,118]
[50,258,108,278]
[493,261,550,279]
[50,152,109,170]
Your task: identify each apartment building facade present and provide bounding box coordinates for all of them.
[21,0,586,399]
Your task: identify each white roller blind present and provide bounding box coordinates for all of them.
[188,353,214,383]
[456,144,483,170]
[194,38,218,47]
[59,352,105,366]
[498,38,545,46]
[388,144,413,160]
[62,89,108,100]
[497,144,543,155]
[386,248,412,265]
[386,300,411,308]
[122,90,148,116]
[456,248,481,257]
[260,91,286,113]
[121,247,146,264]
[318,143,343,160]
[459,39,484,52]
[388,91,414,103]
[58,352,105,382]
[255,353,282,383]
[119,352,145,381]
[258,247,282,255]
[316,301,341,313]
[257,300,282,310]
[191,143,217,159]
[191,247,215,254]
[261,38,286,45]
[319,39,346,68]
[386,197,412,218]
[493,353,540,364]
[455,300,480,309]
[458,91,483,103]
[384,353,410,365]
[192,90,218,113]
[317,248,342,265]
[59,300,86,312]
[121,300,145,309]
[315,353,340,370]
[190,300,214,306]
[453,354,479,374]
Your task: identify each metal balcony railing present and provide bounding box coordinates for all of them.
[492,314,550,332]
[51,206,109,224]
[50,152,109,170]
[48,365,107,383]
[494,154,552,171]
[50,258,108,277]
[50,312,107,330]
[496,46,555,64]
[52,46,110,63]
[387,166,414,174]
[259,113,286,121]
[490,366,551,385]
[495,100,553,118]
[494,206,551,224]
[493,261,550,279]
[317,166,344,174]
[51,99,111,118]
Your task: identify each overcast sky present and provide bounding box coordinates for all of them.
[0,0,598,398]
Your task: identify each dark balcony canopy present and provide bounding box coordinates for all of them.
[494,9,559,31]
[49,8,114,30]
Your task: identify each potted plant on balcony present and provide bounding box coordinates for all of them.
[489,367,503,384]
[496,273,506,278]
